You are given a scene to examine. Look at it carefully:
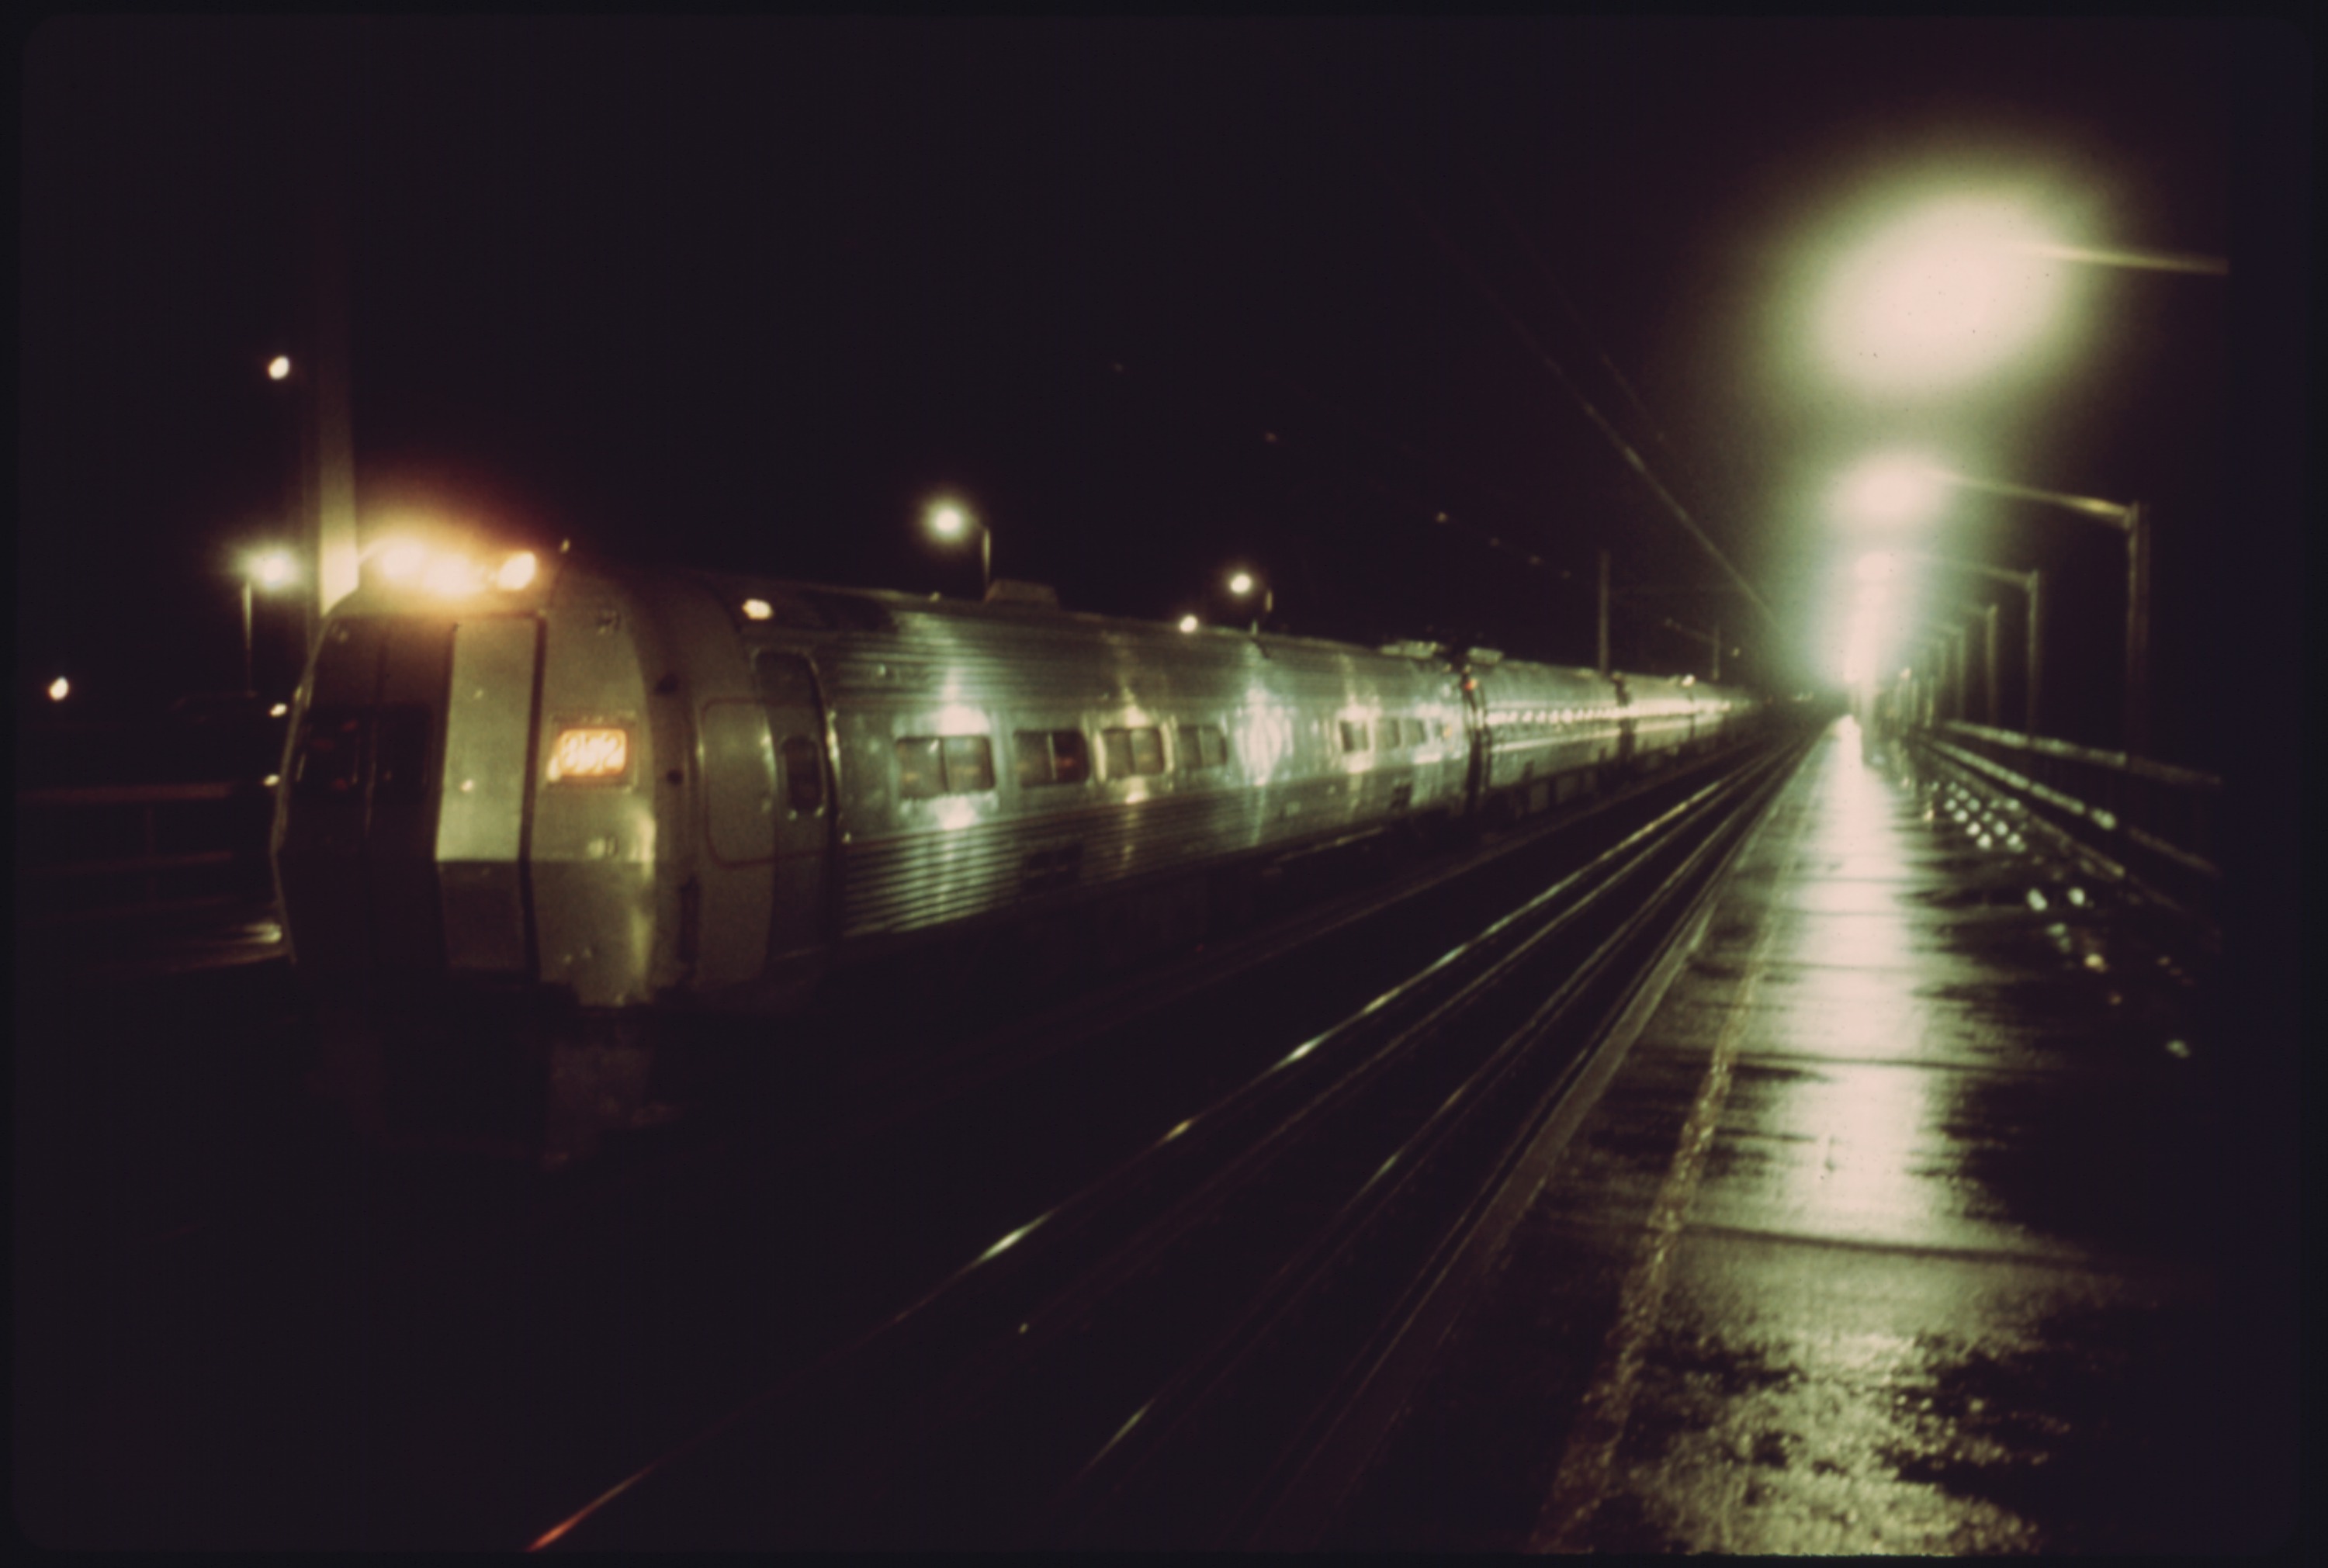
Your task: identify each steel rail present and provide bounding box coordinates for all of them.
[796,768,1748,1528]
[532,737,1796,1550]
[1036,741,1800,1544]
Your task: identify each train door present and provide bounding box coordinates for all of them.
[277,616,459,976]
[753,649,834,969]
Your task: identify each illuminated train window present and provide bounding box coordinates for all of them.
[1015,729,1091,788]
[896,734,995,799]
[1102,725,1166,778]
[1176,724,1229,770]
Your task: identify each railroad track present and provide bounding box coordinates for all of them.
[538,732,1809,1550]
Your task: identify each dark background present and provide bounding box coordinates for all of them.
[13,18,2287,769]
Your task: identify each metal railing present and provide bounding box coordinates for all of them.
[15,779,278,926]
[1907,719,2220,920]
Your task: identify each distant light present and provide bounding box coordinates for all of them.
[494,550,538,591]
[1177,614,1199,633]
[262,774,281,788]
[266,355,292,381]
[1228,571,1256,596]
[928,502,970,539]
[47,677,69,702]
[250,549,297,590]
[268,702,288,718]
[742,598,774,621]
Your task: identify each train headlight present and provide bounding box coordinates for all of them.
[495,550,539,590]
[376,540,427,583]
[548,726,631,782]
[422,552,483,597]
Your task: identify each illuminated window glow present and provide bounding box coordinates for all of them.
[549,726,630,781]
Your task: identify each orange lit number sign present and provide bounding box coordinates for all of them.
[550,726,629,781]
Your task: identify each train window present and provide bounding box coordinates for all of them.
[291,707,368,798]
[1102,725,1166,778]
[896,737,943,798]
[1175,724,1230,770]
[896,734,995,798]
[1339,721,1368,753]
[943,735,995,793]
[1377,718,1401,751]
[1015,729,1090,787]
[781,735,823,812]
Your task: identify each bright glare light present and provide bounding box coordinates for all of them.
[421,552,478,597]
[494,550,539,590]
[927,502,970,538]
[1834,452,1949,529]
[1820,196,2069,394]
[269,703,289,718]
[376,540,426,583]
[1177,614,1200,633]
[742,598,774,621]
[1855,550,1900,583]
[47,677,69,701]
[266,355,292,381]
[250,549,297,589]
[1228,571,1256,596]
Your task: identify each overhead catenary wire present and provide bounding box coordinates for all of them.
[1370,154,1779,633]
[1475,171,1692,484]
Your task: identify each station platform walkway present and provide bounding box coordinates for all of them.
[1330,716,2279,1554]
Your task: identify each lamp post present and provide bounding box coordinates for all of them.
[241,549,298,696]
[1816,190,2215,757]
[1918,469,2146,754]
[925,499,990,598]
[1858,549,2043,735]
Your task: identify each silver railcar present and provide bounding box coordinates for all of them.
[273,541,1757,1158]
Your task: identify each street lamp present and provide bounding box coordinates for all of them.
[241,548,299,696]
[1817,196,2073,396]
[1921,468,2146,754]
[1225,568,1273,633]
[925,498,990,598]
[1856,548,2043,736]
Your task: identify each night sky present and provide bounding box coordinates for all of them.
[17,19,2299,763]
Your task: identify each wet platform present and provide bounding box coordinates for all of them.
[1331,717,2272,1554]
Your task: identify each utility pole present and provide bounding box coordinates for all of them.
[1595,548,1610,677]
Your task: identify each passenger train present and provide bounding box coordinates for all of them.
[273,539,1763,1158]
